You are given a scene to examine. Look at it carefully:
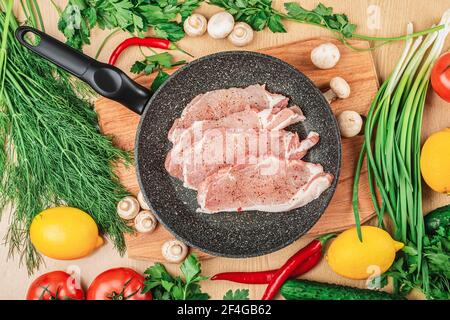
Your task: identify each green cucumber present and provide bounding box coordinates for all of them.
[425,205,450,234]
[280,280,404,300]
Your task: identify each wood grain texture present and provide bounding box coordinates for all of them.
[2,0,449,300]
[95,37,378,261]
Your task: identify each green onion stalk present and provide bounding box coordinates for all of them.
[352,10,450,298]
[0,1,132,273]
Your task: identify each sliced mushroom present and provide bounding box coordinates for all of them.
[228,22,254,47]
[184,13,207,37]
[311,43,341,69]
[323,77,351,104]
[117,196,140,220]
[207,12,235,39]
[137,190,150,210]
[337,111,364,138]
[134,210,157,234]
[161,239,188,263]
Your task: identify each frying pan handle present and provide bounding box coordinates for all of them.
[15,26,150,115]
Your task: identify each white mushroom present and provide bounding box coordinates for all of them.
[137,190,150,210]
[183,14,207,37]
[207,12,235,39]
[161,239,188,263]
[134,210,157,234]
[117,196,140,220]
[337,111,364,138]
[323,77,351,103]
[228,22,254,47]
[311,43,341,69]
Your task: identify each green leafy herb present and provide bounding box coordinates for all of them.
[143,254,209,300]
[386,228,450,299]
[153,22,185,41]
[223,289,250,300]
[208,0,443,50]
[58,1,96,49]
[58,0,202,50]
[0,3,131,274]
[208,0,286,32]
[150,71,170,93]
[284,2,356,38]
[130,52,185,92]
[421,227,449,299]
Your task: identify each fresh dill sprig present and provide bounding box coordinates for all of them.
[0,1,132,274]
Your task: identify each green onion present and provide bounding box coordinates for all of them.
[353,11,450,298]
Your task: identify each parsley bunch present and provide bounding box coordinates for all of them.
[208,0,286,32]
[130,52,186,92]
[142,254,251,300]
[208,0,356,36]
[284,2,356,38]
[223,289,250,300]
[143,254,210,300]
[58,0,202,50]
[208,1,444,50]
[386,227,450,300]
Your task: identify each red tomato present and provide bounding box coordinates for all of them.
[431,52,450,103]
[27,271,84,300]
[87,268,152,300]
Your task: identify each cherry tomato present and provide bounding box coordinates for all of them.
[27,271,84,300]
[87,268,152,300]
[431,52,450,103]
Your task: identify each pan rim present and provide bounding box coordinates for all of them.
[135,50,342,258]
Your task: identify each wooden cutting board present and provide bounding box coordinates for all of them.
[95,37,379,261]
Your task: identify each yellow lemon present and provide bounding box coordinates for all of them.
[420,128,450,194]
[30,207,103,260]
[326,226,404,280]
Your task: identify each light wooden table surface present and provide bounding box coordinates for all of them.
[1,0,449,300]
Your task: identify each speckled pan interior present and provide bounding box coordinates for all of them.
[136,51,342,258]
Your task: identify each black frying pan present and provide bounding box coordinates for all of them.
[16,26,342,258]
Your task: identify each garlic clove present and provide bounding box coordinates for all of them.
[117,196,140,220]
[184,13,207,37]
[207,12,235,39]
[228,22,254,47]
[134,210,157,234]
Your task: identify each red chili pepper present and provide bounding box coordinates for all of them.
[261,234,335,300]
[108,37,192,65]
[211,251,322,284]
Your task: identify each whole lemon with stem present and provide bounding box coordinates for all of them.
[326,226,404,280]
[30,207,103,260]
[420,128,450,194]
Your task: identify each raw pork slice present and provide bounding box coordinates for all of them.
[164,83,332,214]
[197,156,333,213]
[168,84,289,142]
[257,106,305,130]
[166,128,320,189]
[174,106,305,137]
